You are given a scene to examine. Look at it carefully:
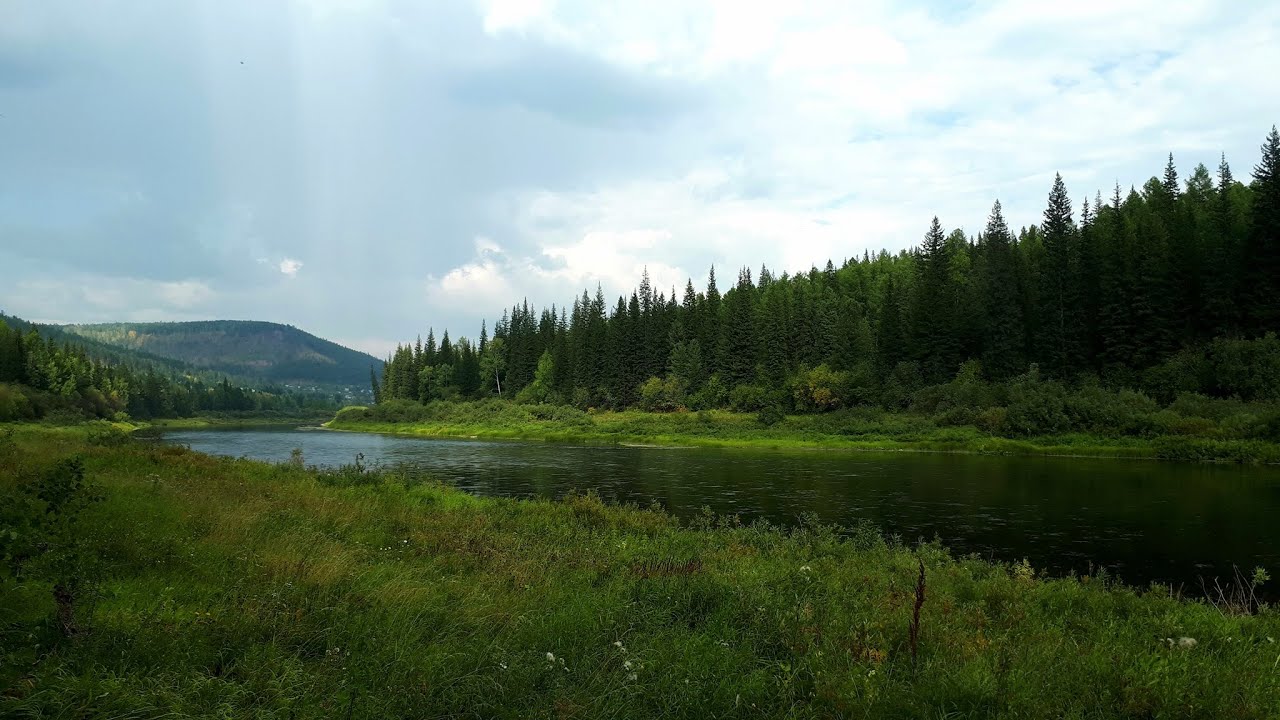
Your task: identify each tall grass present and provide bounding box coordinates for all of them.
[2,426,1279,717]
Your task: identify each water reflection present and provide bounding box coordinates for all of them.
[160,428,1280,593]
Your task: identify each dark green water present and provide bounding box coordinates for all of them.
[159,427,1280,594]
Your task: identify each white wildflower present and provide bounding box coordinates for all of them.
[499,662,508,670]
[1177,637,1197,649]
[623,660,633,670]
[627,672,638,682]
[800,565,812,573]
[546,652,556,663]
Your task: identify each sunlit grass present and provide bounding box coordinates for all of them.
[3,425,1279,717]
[327,400,1280,462]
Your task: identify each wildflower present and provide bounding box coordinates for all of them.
[498,662,508,670]
[1177,637,1197,649]
[627,672,638,681]
[800,565,812,573]
[613,640,624,649]
[623,660,633,670]
[546,652,556,663]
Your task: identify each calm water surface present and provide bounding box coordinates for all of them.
[159,427,1280,593]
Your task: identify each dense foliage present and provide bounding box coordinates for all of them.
[2,427,1278,717]
[376,128,1280,426]
[0,319,339,421]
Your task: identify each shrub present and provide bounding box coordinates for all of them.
[843,362,880,407]
[687,374,728,410]
[728,384,768,412]
[0,384,35,422]
[880,361,923,410]
[1208,333,1280,402]
[1,458,103,636]
[756,404,785,427]
[1062,386,1159,436]
[792,364,847,413]
[1001,368,1070,437]
[638,376,686,412]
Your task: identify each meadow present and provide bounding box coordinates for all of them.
[329,398,1280,464]
[2,423,1278,718]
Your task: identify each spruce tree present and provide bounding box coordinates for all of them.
[1245,126,1280,332]
[908,217,960,381]
[719,268,758,387]
[979,201,1025,379]
[1039,173,1076,377]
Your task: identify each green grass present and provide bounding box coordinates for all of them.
[3,425,1279,718]
[328,401,1280,463]
[139,414,331,430]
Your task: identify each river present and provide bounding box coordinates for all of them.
[158,426,1280,594]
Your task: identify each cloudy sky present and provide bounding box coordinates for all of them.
[2,0,1278,357]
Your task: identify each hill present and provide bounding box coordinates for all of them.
[58,320,382,389]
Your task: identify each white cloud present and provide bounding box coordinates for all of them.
[415,0,1280,323]
[158,280,215,309]
[5,0,1279,349]
[480,0,556,35]
[278,258,303,277]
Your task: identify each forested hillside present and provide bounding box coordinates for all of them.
[0,316,341,421]
[59,320,382,389]
[375,127,1280,424]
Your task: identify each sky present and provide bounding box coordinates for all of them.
[2,0,1278,358]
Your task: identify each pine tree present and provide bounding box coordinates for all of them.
[979,201,1025,379]
[719,268,758,387]
[1202,155,1245,333]
[1245,126,1280,332]
[910,216,960,382]
[876,275,908,374]
[1039,173,1076,376]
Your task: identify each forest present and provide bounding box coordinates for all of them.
[0,318,340,421]
[373,126,1280,433]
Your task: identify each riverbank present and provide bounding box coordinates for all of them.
[2,426,1277,717]
[328,402,1280,463]
[139,414,330,430]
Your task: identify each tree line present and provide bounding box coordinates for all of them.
[0,318,339,421]
[376,126,1280,412]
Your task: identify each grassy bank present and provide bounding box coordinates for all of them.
[3,425,1278,717]
[139,414,330,430]
[328,400,1280,463]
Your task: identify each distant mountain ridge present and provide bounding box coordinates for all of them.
[58,320,382,389]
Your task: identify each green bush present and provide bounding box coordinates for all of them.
[1001,368,1070,437]
[687,374,728,411]
[638,376,686,412]
[1062,386,1159,436]
[1208,333,1280,402]
[1,458,103,636]
[0,384,35,422]
[728,384,768,412]
[791,364,847,413]
[880,361,923,410]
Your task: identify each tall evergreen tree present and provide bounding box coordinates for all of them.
[979,201,1025,379]
[1039,173,1077,376]
[910,217,960,381]
[1245,126,1280,332]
